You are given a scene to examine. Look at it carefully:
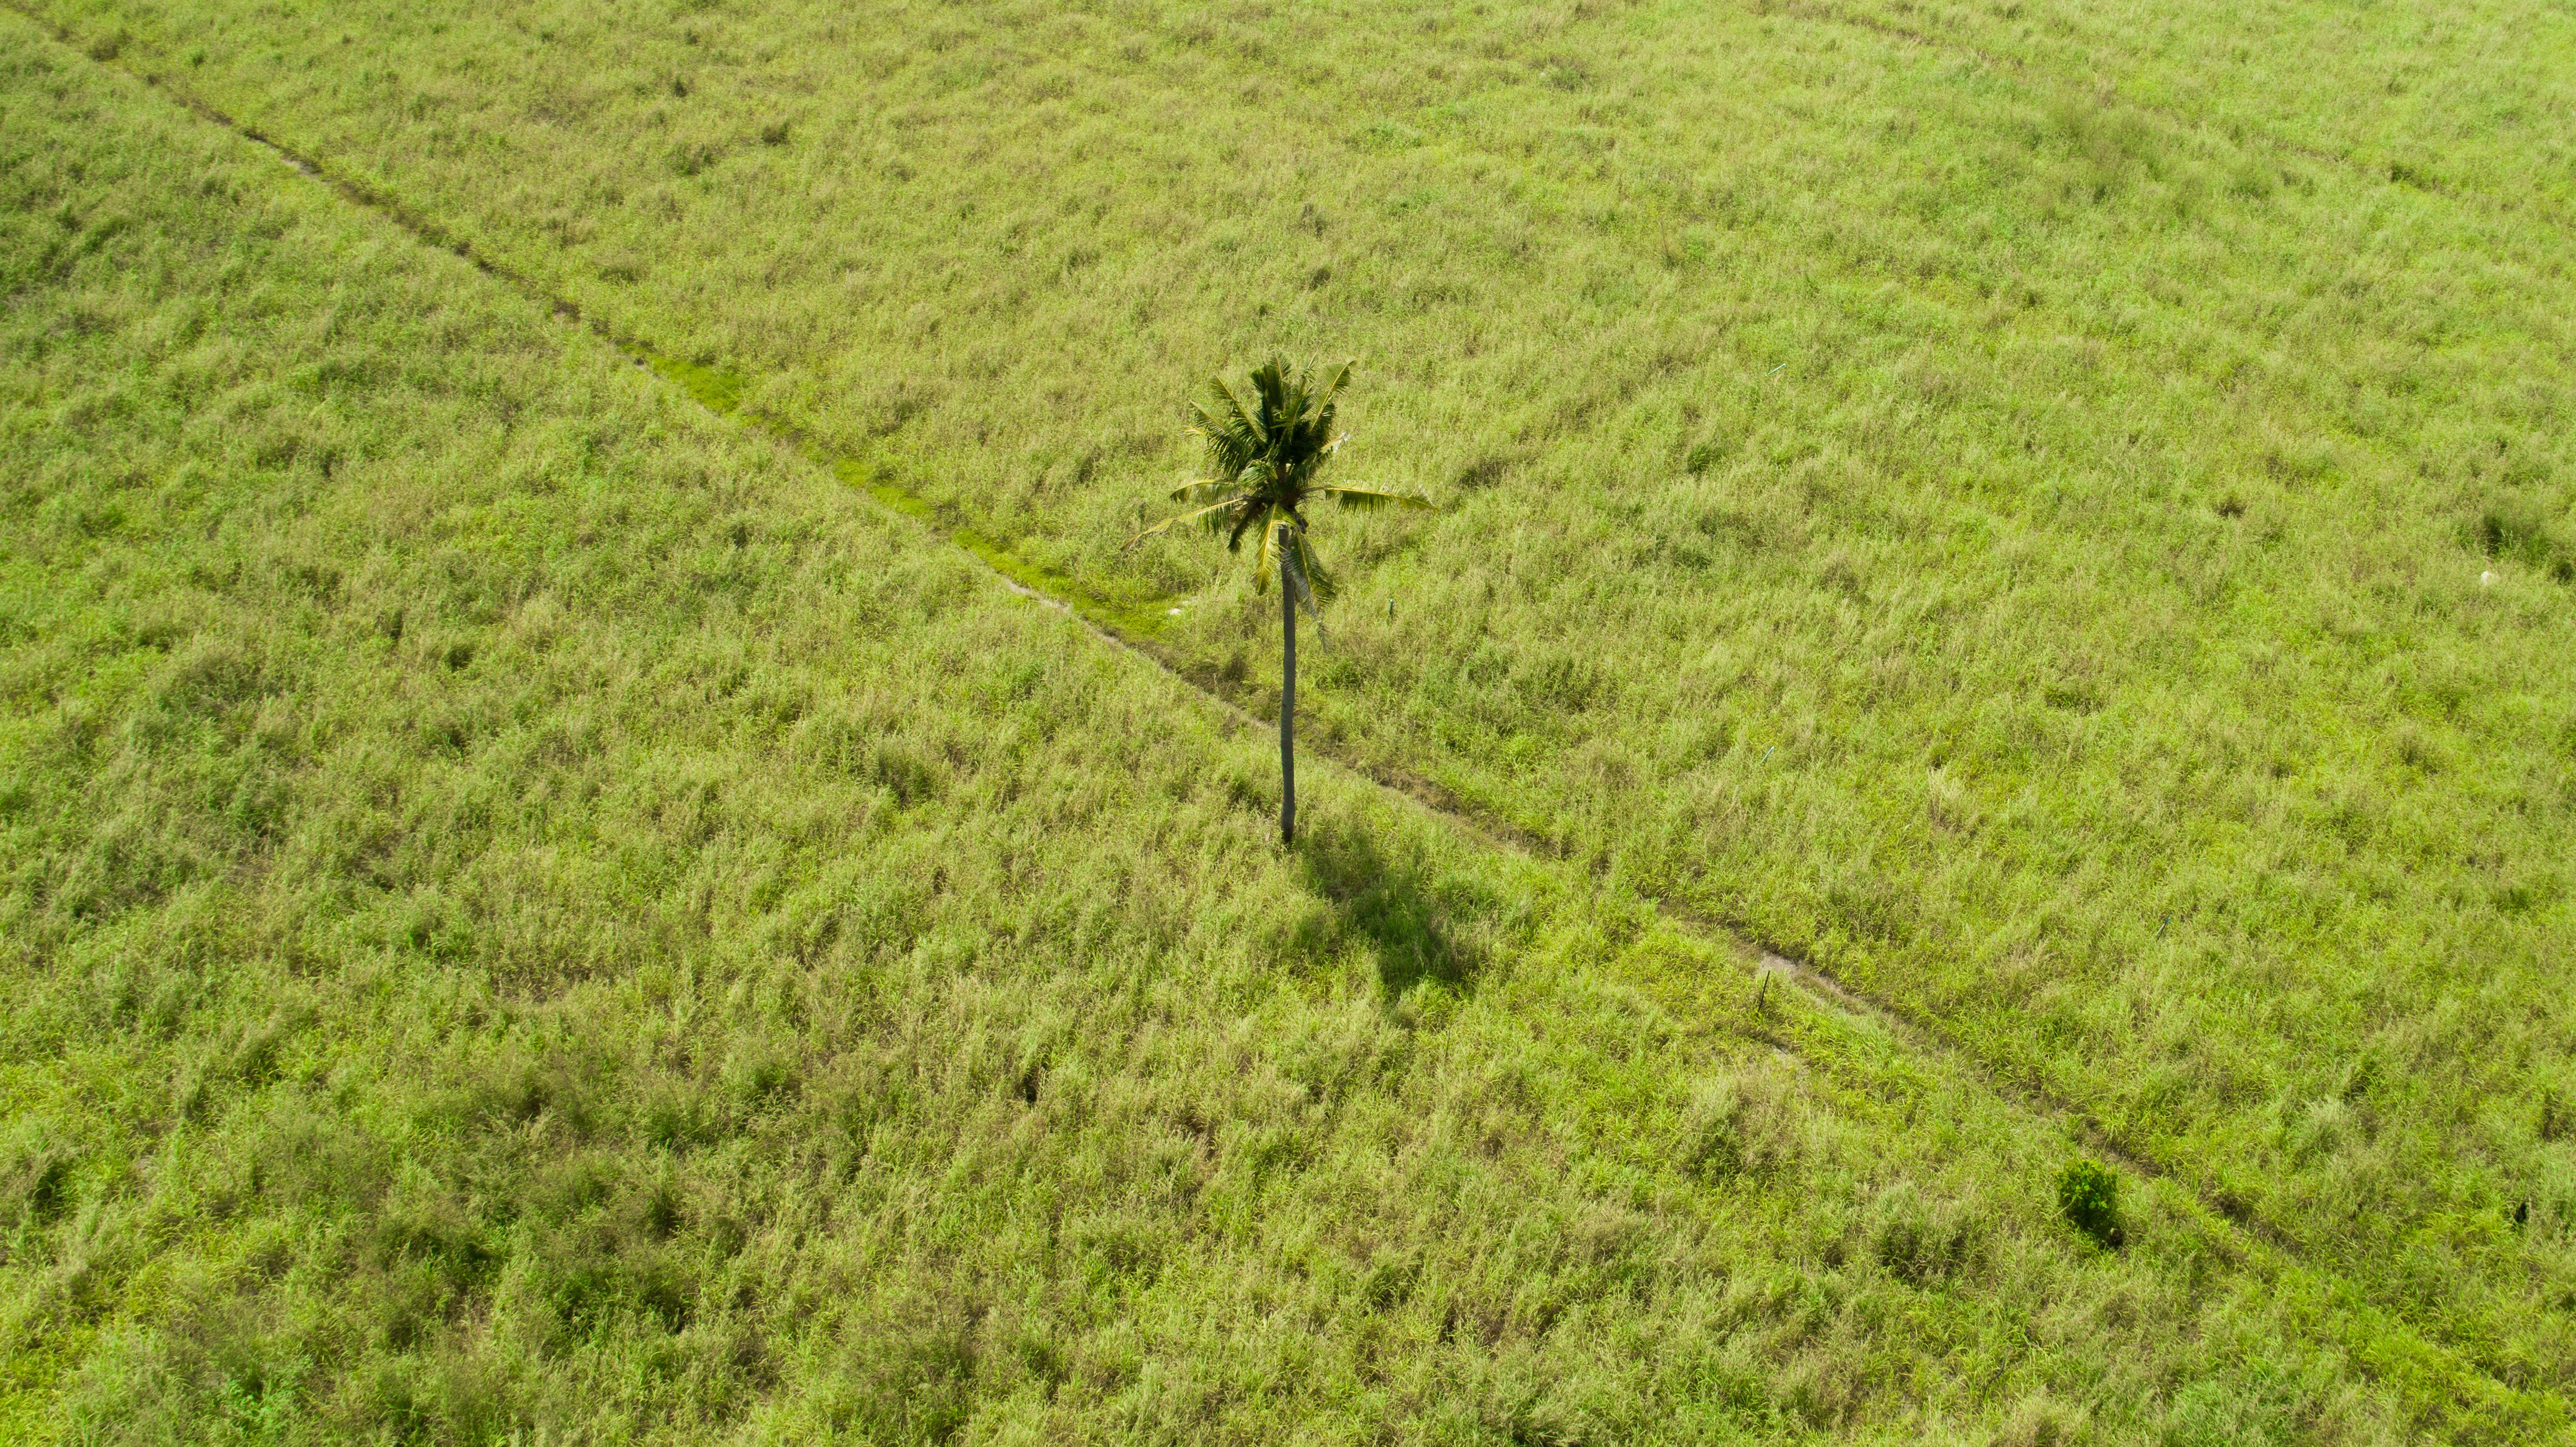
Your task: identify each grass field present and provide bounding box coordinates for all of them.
[4,0,2574,1439]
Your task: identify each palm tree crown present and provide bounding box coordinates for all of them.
[1135,357,1427,606]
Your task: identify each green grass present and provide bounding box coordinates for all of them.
[26,0,2573,1399]
[632,351,1179,638]
[8,20,2528,1443]
[6,0,2576,1437]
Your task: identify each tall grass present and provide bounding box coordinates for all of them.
[5,23,2515,1442]
[32,0,2573,1391]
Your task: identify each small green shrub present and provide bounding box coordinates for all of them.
[2057,1159,2123,1249]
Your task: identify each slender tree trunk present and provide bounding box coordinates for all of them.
[1279,528,1297,847]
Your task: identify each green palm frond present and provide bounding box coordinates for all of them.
[1190,375,1267,487]
[1132,358,1432,603]
[1225,499,1270,554]
[1252,506,1282,593]
[1314,484,1432,512]
[1283,526,1336,607]
[1200,373,1265,447]
[1128,497,1247,546]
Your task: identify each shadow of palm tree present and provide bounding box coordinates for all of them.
[1294,818,1484,1000]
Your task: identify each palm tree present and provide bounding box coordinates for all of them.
[1134,358,1430,844]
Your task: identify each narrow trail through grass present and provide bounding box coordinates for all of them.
[6,16,2551,1435]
